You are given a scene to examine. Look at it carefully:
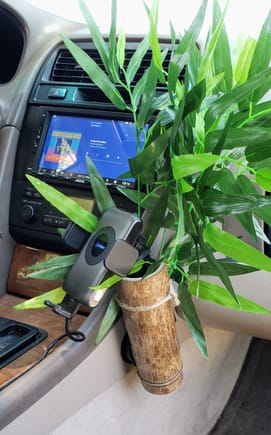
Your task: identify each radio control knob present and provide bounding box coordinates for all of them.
[21,205,36,223]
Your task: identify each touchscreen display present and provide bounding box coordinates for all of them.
[37,114,146,187]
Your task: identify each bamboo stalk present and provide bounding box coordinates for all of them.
[116,263,183,394]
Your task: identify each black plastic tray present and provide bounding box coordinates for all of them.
[0,317,48,368]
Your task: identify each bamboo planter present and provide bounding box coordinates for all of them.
[116,263,183,395]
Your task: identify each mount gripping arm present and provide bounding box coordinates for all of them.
[46,208,143,319]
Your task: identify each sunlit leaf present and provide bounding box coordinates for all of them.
[13,287,65,310]
[117,24,125,69]
[189,279,271,315]
[256,168,271,192]
[171,154,220,179]
[26,174,97,233]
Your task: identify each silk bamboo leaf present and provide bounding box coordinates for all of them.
[79,0,109,73]
[205,67,271,131]
[248,8,271,79]
[27,266,71,280]
[26,174,97,233]
[202,194,271,217]
[27,254,78,271]
[95,296,120,345]
[62,36,127,110]
[189,280,271,315]
[86,156,116,214]
[197,230,237,302]
[189,260,258,276]
[212,0,233,92]
[204,223,271,272]
[171,154,220,179]
[177,283,207,358]
[13,288,66,310]
[126,35,150,85]
[256,168,271,192]
[116,25,126,69]
[168,0,207,93]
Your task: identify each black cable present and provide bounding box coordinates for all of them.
[65,318,86,342]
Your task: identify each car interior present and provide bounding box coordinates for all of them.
[0,1,271,434]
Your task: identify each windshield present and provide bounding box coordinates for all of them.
[27,0,270,39]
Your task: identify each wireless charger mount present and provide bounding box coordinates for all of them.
[45,208,145,327]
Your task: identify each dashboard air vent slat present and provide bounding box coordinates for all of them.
[50,47,178,86]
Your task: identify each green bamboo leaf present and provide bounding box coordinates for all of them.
[62,36,127,111]
[91,274,122,290]
[183,79,206,117]
[116,25,126,69]
[91,260,147,291]
[13,287,66,310]
[177,283,207,359]
[79,0,109,73]
[86,156,116,214]
[233,37,256,85]
[129,129,170,176]
[212,0,233,92]
[197,1,228,84]
[27,266,72,280]
[143,191,169,247]
[168,0,207,93]
[108,0,120,81]
[189,260,258,276]
[205,67,271,131]
[26,174,97,233]
[95,296,120,345]
[126,35,150,85]
[171,154,220,179]
[206,127,271,152]
[204,222,271,272]
[248,8,271,79]
[189,280,271,315]
[202,193,271,217]
[237,174,271,228]
[197,229,237,302]
[256,168,271,192]
[146,0,162,71]
[27,254,78,271]
[137,63,158,128]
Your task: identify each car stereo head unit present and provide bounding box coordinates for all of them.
[31,111,146,189]
[10,106,147,253]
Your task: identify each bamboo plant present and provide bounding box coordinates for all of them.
[14,0,271,358]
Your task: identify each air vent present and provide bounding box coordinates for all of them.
[50,47,177,86]
[50,49,103,84]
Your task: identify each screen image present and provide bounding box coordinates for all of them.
[38,114,146,187]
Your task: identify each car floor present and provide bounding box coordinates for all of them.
[210,338,271,435]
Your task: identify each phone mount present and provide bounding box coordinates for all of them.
[45,208,143,319]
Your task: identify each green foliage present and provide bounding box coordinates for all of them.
[21,0,271,356]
